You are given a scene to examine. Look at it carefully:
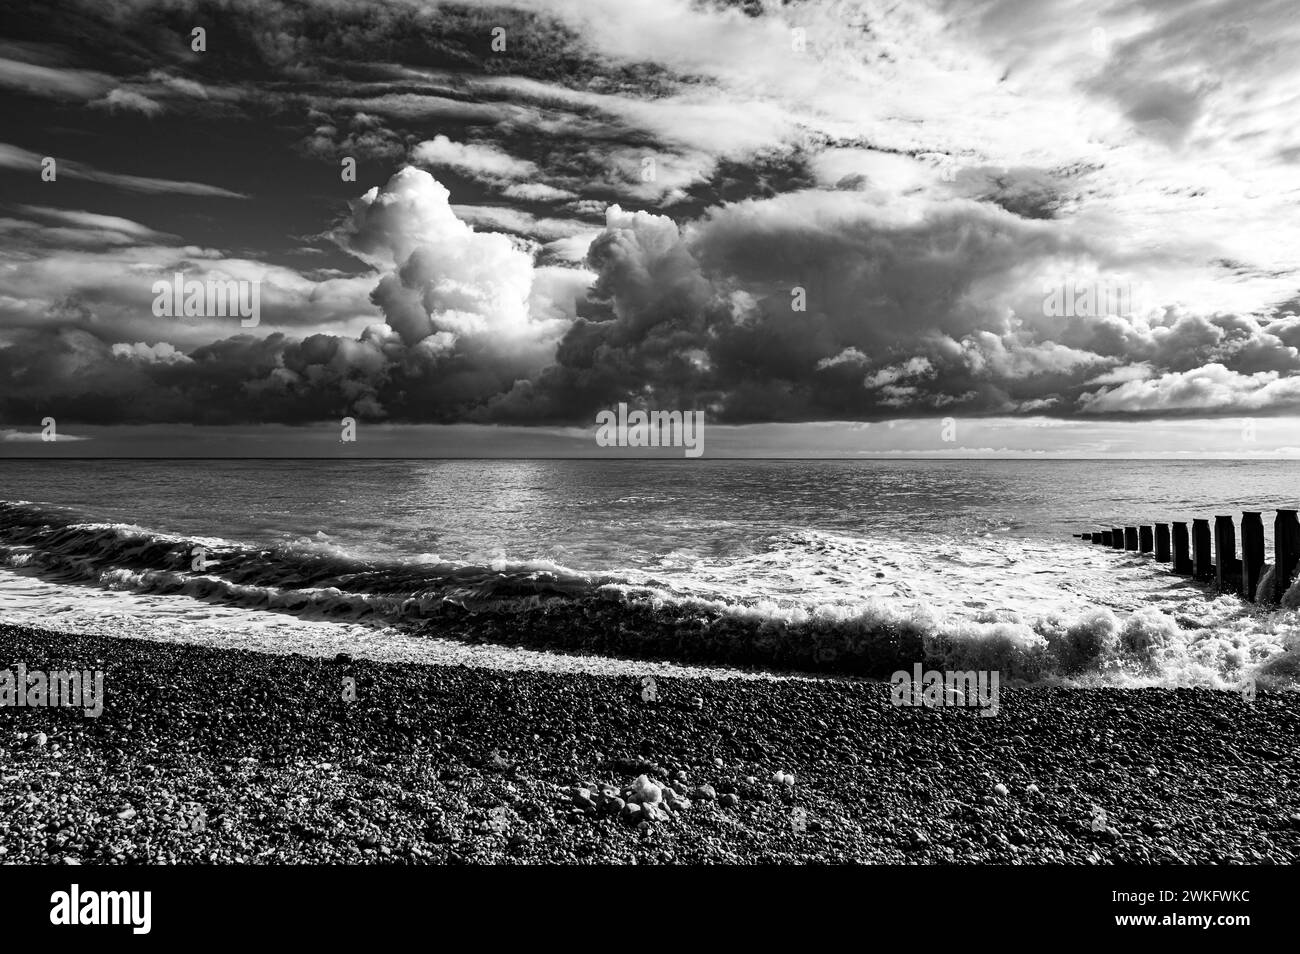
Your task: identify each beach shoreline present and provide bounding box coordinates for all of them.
[1,623,1296,864]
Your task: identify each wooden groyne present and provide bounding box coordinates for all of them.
[1073,509,1300,603]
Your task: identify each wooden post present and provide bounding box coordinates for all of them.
[1101,530,1113,546]
[1154,523,1171,562]
[1095,530,1109,545]
[1172,522,1192,574]
[1139,526,1153,553]
[1111,527,1124,549]
[1213,515,1238,593]
[1192,518,1213,581]
[1273,509,1300,602]
[1124,526,1138,550]
[1241,511,1264,602]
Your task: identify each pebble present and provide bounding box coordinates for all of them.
[719,793,740,808]
[629,775,662,805]
[993,783,1009,797]
[694,784,717,801]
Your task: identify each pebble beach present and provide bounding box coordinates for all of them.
[2,623,1297,865]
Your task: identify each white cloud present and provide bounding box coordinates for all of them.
[411,135,538,181]
[90,87,164,116]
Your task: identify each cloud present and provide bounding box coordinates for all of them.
[4,168,1300,428]
[326,168,582,408]
[90,87,164,116]
[817,347,870,370]
[411,135,538,182]
[0,231,379,349]
[4,0,1300,433]
[1078,363,1300,414]
[0,56,113,100]
[1,429,88,442]
[450,204,595,241]
[299,111,408,162]
[502,182,577,202]
[0,143,248,198]
[12,206,176,243]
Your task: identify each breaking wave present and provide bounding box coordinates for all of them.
[1,499,1296,687]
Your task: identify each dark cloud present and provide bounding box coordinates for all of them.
[2,0,1298,433]
[954,165,1072,220]
[9,180,1298,427]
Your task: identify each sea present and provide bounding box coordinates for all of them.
[1,458,1297,687]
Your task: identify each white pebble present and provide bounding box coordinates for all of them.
[993,783,1009,797]
[631,774,662,805]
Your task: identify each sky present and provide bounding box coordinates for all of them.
[2,0,1300,457]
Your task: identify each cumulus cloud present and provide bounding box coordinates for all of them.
[8,176,1300,427]
[338,168,565,353]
